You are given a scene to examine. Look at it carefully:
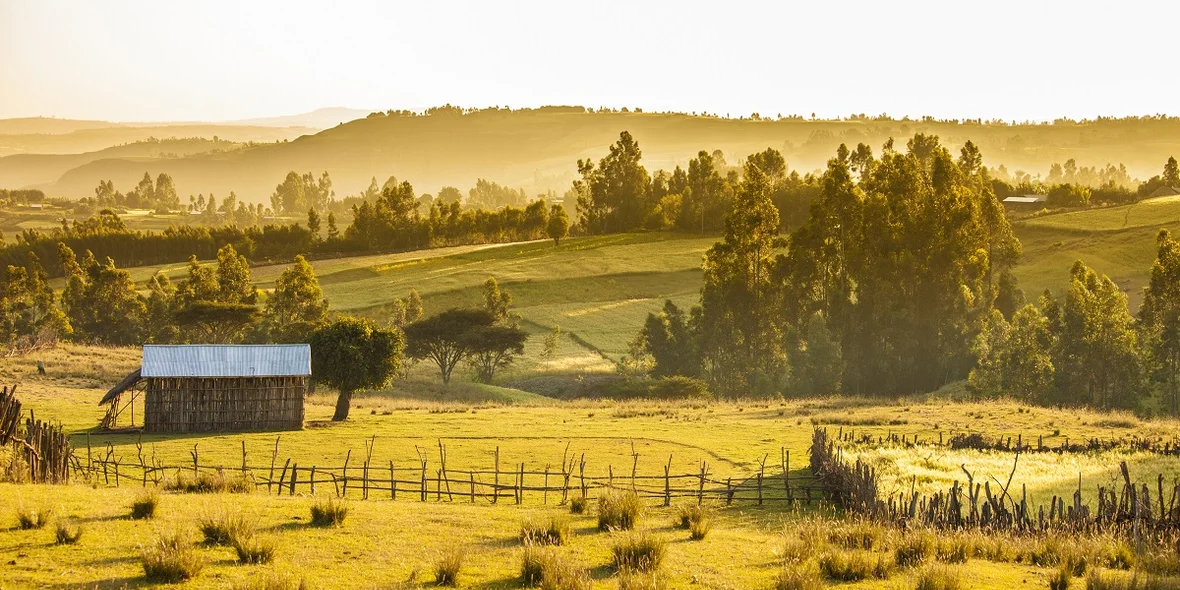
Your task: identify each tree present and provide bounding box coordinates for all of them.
[574,131,651,234]
[638,300,699,378]
[547,204,569,245]
[483,277,512,323]
[1140,229,1180,415]
[174,245,259,343]
[1164,156,1180,188]
[271,171,332,214]
[308,208,321,239]
[404,308,496,384]
[57,244,142,345]
[0,252,71,351]
[258,255,329,343]
[994,269,1026,321]
[467,325,528,382]
[309,317,403,421]
[326,212,340,240]
[790,313,843,396]
[541,325,561,359]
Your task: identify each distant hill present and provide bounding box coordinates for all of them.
[7,109,1180,203]
[0,123,315,159]
[230,107,371,129]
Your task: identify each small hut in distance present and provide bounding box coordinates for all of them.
[102,344,310,433]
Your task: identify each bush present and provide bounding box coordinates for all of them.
[434,547,466,586]
[520,546,591,589]
[310,496,347,527]
[895,531,937,567]
[164,470,253,493]
[612,531,665,572]
[818,549,892,582]
[54,520,83,545]
[131,490,158,520]
[569,496,587,514]
[773,563,824,590]
[914,565,963,590]
[198,511,254,545]
[522,515,572,546]
[233,534,276,565]
[141,532,204,583]
[598,490,643,531]
[16,505,52,530]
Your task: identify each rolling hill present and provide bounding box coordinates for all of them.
[6,109,1180,205]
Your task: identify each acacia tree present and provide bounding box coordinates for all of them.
[404,308,496,384]
[310,316,402,421]
[467,325,527,382]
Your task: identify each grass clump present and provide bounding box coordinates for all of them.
[232,534,277,565]
[895,530,937,567]
[828,519,885,550]
[569,496,587,514]
[164,470,252,493]
[773,562,825,590]
[522,514,572,546]
[309,496,348,527]
[16,505,52,530]
[936,535,972,564]
[675,504,713,540]
[598,490,643,531]
[1049,563,1072,590]
[914,565,963,590]
[520,545,591,589]
[612,531,666,572]
[130,490,158,520]
[54,519,83,545]
[617,571,667,590]
[231,573,309,590]
[818,549,892,582]
[1085,570,1180,590]
[198,511,254,545]
[141,531,204,583]
[434,546,466,587]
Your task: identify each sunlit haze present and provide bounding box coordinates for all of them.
[2,0,1177,122]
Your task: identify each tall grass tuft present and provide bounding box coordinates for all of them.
[231,573,310,590]
[914,565,963,590]
[434,546,466,587]
[141,531,204,583]
[521,515,572,546]
[54,519,83,545]
[773,562,825,590]
[198,511,254,545]
[612,531,666,572]
[895,530,937,567]
[1085,570,1180,590]
[569,495,587,514]
[827,519,885,550]
[232,534,276,565]
[520,545,591,589]
[818,549,892,582]
[675,504,713,541]
[598,490,643,531]
[1049,563,1072,590]
[310,496,348,527]
[16,505,52,530]
[164,470,252,494]
[617,571,667,590]
[130,490,158,520]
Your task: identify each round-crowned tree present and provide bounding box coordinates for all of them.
[309,316,403,421]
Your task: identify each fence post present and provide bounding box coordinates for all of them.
[290,463,297,496]
[363,461,369,500]
[390,461,396,500]
[783,448,792,502]
[663,456,671,507]
[544,464,550,505]
[342,450,351,498]
[470,472,475,503]
[241,440,248,477]
[517,463,524,505]
[420,460,427,502]
[311,466,316,496]
[268,436,280,494]
[698,461,706,506]
[726,477,733,505]
[493,447,500,504]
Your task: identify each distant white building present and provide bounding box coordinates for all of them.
[1003,194,1047,205]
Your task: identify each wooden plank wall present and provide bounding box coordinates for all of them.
[143,376,306,433]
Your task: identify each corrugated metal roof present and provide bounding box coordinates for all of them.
[141,345,311,378]
[1003,196,1046,204]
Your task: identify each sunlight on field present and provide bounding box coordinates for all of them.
[1022,197,1180,232]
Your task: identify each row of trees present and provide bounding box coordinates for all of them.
[92,173,181,212]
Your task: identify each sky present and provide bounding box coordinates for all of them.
[1,0,1177,123]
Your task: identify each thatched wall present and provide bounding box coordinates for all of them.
[143,376,306,433]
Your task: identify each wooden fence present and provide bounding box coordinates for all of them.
[1,385,72,483]
[72,436,823,507]
[830,426,1180,456]
[811,427,1180,535]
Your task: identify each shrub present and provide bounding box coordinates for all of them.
[914,565,963,590]
[141,532,204,583]
[54,520,83,545]
[773,563,824,590]
[522,515,572,546]
[233,534,276,565]
[131,490,159,520]
[164,470,252,493]
[569,496,587,514]
[895,531,937,567]
[818,549,892,582]
[198,511,254,545]
[598,490,643,531]
[16,505,52,530]
[1049,563,1072,590]
[434,547,466,586]
[612,531,665,572]
[310,496,347,527]
[520,546,591,589]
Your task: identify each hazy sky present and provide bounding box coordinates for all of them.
[1,0,1176,122]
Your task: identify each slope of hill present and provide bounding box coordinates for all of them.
[231,107,371,128]
[0,123,315,159]
[26,109,1180,203]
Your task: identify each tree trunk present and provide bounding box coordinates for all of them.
[332,389,353,421]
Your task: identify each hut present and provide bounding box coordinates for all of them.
[101,344,310,433]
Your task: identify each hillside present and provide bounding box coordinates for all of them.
[11,109,1180,204]
[0,123,314,159]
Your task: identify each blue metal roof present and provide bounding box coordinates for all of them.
[141,345,311,378]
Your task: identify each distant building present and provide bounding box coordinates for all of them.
[101,344,310,433]
[1146,186,1180,199]
[28,203,43,210]
[1003,194,1047,206]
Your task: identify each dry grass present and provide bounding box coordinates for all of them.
[569,496,587,514]
[521,514,572,546]
[434,546,466,586]
[818,549,893,582]
[310,496,348,527]
[1085,570,1180,590]
[598,490,643,531]
[16,505,52,529]
[164,470,253,494]
[520,545,591,589]
[611,531,665,572]
[232,533,277,564]
[198,510,254,545]
[773,562,825,590]
[914,564,964,590]
[141,530,204,583]
[130,489,158,519]
[54,519,83,544]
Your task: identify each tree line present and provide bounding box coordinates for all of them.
[628,136,1180,415]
